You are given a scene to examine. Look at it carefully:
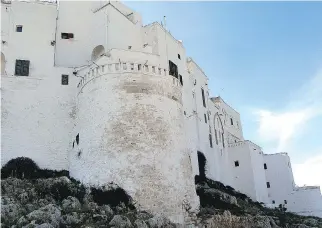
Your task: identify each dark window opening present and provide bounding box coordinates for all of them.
[272,200,275,204]
[72,141,75,148]
[234,161,239,167]
[209,134,213,148]
[264,163,267,170]
[230,118,233,125]
[222,132,225,148]
[61,74,69,85]
[266,182,270,188]
[184,111,186,115]
[179,74,183,85]
[204,114,207,123]
[201,88,206,108]
[16,25,23,32]
[207,113,210,121]
[215,129,218,145]
[197,151,207,178]
[178,54,181,59]
[77,150,82,158]
[15,59,30,76]
[284,200,287,204]
[61,33,74,39]
[138,64,141,71]
[168,60,178,78]
[76,134,79,145]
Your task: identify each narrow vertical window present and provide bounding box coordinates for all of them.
[266,182,270,188]
[201,88,206,108]
[179,74,183,86]
[264,163,267,170]
[204,114,207,123]
[61,75,69,85]
[215,129,218,145]
[230,118,233,125]
[222,132,225,148]
[209,134,213,148]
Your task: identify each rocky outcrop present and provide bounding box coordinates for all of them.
[1,158,322,228]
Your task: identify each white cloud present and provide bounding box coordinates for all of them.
[253,69,322,152]
[293,154,322,188]
[251,69,322,187]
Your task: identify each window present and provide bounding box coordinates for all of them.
[209,134,213,148]
[215,129,218,145]
[61,75,69,85]
[178,54,181,59]
[264,163,267,170]
[138,64,141,71]
[272,200,275,204]
[234,161,239,167]
[179,74,183,86]
[201,88,206,108]
[222,132,225,148]
[168,60,178,78]
[230,118,233,125]
[15,59,30,76]
[266,182,270,188]
[76,134,79,145]
[208,113,210,121]
[284,200,287,204]
[204,114,207,123]
[152,66,155,73]
[61,33,74,39]
[16,25,23,32]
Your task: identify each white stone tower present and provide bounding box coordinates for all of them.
[69,50,199,223]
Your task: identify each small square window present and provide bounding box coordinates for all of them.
[272,200,275,204]
[61,75,69,85]
[234,161,239,167]
[15,59,30,76]
[61,33,74,39]
[178,54,181,59]
[264,163,267,170]
[16,25,23,32]
[266,182,270,188]
[284,200,287,204]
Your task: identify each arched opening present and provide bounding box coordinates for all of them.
[1,52,5,75]
[91,45,105,61]
[197,151,207,178]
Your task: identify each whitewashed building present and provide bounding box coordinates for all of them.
[1,0,321,221]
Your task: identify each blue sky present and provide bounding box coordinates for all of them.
[124,1,322,187]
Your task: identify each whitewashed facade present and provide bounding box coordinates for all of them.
[1,0,321,220]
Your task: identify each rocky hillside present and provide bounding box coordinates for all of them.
[1,157,322,228]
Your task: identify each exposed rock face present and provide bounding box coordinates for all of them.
[1,159,322,228]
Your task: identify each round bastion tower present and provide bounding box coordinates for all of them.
[69,50,199,223]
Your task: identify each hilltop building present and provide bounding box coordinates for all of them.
[1,0,321,221]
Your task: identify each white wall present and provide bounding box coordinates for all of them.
[228,142,257,200]
[211,97,244,141]
[288,186,322,218]
[70,52,199,223]
[1,1,78,170]
[55,1,107,67]
[248,142,269,203]
[264,153,295,206]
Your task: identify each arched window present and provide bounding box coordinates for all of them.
[91,45,105,61]
[1,52,5,75]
